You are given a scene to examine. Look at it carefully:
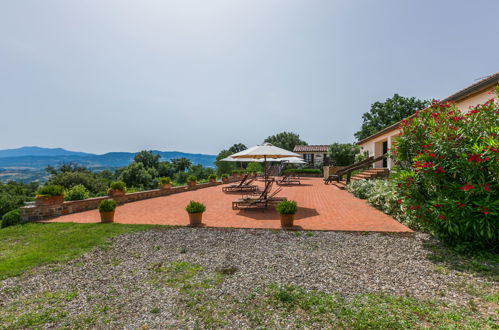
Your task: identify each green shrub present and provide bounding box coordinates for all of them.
[185,200,206,213]
[346,180,376,199]
[392,95,499,249]
[158,177,172,185]
[98,199,117,212]
[36,185,64,198]
[246,162,263,174]
[65,184,90,201]
[231,169,241,175]
[275,200,298,214]
[187,175,197,182]
[282,168,321,175]
[208,174,217,180]
[221,174,229,179]
[1,209,21,228]
[109,181,127,192]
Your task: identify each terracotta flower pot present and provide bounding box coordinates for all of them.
[108,189,125,197]
[100,210,115,223]
[280,214,294,228]
[187,181,196,188]
[188,212,203,226]
[160,184,172,190]
[209,179,216,183]
[35,195,64,206]
[222,178,229,183]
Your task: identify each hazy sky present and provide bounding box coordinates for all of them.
[1,0,498,155]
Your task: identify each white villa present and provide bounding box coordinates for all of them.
[358,72,499,170]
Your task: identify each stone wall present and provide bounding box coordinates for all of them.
[323,166,347,178]
[20,178,241,222]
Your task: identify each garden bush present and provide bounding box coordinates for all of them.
[275,200,298,214]
[98,199,117,212]
[109,181,127,192]
[187,175,197,182]
[158,177,172,185]
[65,184,90,201]
[36,185,64,197]
[208,174,217,180]
[185,201,206,213]
[221,174,229,179]
[1,209,21,228]
[391,95,499,249]
[346,180,376,199]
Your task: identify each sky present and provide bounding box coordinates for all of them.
[1,0,498,155]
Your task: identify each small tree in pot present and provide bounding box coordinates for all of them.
[108,181,127,197]
[208,174,217,183]
[35,185,65,206]
[275,200,298,228]
[185,200,206,226]
[187,175,197,187]
[99,199,117,223]
[221,173,229,183]
[158,177,172,190]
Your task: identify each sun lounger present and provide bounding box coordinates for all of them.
[276,174,301,185]
[232,183,286,210]
[222,174,249,192]
[222,177,258,193]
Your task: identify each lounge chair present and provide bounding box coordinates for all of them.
[222,174,249,192]
[222,177,258,193]
[276,174,301,186]
[232,183,286,210]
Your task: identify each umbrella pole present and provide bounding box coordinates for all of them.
[264,156,268,199]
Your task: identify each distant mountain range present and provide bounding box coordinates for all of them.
[0,146,217,183]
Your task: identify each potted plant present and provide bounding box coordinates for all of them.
[275,200,298,228]
[185,200,206,226]
[108,181,127,197]
[231,170,239,178]
[158,177,172,190]
[99,199,117,223]
[35,185,65,206]
[208,174,217,183]
[221,173,229,183]
[187,175,197,187]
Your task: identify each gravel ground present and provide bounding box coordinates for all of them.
[0,228,496,328]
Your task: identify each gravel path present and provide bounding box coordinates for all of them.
[0,228,496,328]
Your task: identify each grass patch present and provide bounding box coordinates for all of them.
[0,222,157,279]
[424,239,499,281]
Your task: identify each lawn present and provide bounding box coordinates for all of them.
[0,222,156,280]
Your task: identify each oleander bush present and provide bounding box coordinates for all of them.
[282,168,321,175]
[36,185,64,198]
[65,184,90,201]
[1,209,21,228]
[109,181,127,192]
[185,200,206,213]
[275,200,298,214]
[98,199,117,212]
[392,94,499,249]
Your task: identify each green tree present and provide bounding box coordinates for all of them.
[228,143,247,154]
[215,149,236,176]
[171,158,192,172]
[264,132,307,151]
[246,162,263,173]
[354,94,430,141]
[119,162,158,189]
[158,161,175,178]
[133,150,160,170]
[328,143,360,166]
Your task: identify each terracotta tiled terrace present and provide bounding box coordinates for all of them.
[49,178,412,232]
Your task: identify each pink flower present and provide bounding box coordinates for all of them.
[459,184,475,191]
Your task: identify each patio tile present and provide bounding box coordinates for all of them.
[48,178,412,232]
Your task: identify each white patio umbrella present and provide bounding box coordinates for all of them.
[280,157,306,164]
[228,143,301,197]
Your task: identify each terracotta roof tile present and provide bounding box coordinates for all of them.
[293,145,329,152]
